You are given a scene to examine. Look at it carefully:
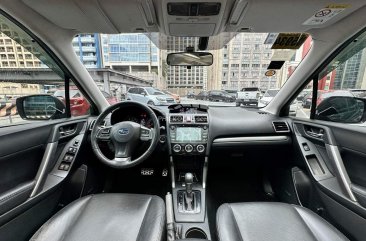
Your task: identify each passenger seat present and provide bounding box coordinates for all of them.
[216,202,348,241]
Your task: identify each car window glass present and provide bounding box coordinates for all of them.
[68,81,91,117]
[0,13,66,126]
[293,81,313,119]
[313,31,366,124]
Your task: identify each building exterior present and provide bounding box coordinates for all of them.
[220,33,276,91]
[0,32,43,68]
[332,49,366,90]
[72,34,102,68]
[0,29,47,98]
[165,36,208,96]
[100,33,163,89]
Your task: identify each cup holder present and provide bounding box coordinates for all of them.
[185,228,207,239]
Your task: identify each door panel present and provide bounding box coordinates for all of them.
[0,118,89,240]
[291,119,366,240]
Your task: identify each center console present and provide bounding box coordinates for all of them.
[166,104,211,240]
[169,114,209,155]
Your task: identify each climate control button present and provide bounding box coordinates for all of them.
[185,144,194,153]
[173,144,182,153]
[196,144,205,153]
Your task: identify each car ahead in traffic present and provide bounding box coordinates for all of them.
[187,91,195,99]
[236,87,261,106]
[195,91,209,100]
[258,89,280,107]
[162,90,180,103]
[224,89,238,98]
[208,90,235,102]
[54,88,90,116]
[258,89,298,115]
[126,87,176,106]
[296,89,312,101]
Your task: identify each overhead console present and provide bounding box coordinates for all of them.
[159,0,230,36]
[168,104,209,156]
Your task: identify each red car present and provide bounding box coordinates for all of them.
[54,89,118,116]
[54,88,90,116]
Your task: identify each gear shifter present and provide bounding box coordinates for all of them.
[185,173,194,198]
[184,173,194,211]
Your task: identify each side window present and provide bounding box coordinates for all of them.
[293,80,313,119]
[68,81,91,117]
[293,30,366,124]
[0,13,90,126]
[138,88,146,95]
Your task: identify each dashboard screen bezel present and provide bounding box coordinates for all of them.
[175,127,203,143]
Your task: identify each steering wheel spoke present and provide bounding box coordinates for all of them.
[140,126,154,141]
[96,126,112,141]
[113,142,132,161]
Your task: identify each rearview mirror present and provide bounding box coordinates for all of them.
[16,95,66,120]
[315,96,366,123]
[167,52,213,66]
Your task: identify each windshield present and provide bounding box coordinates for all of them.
[264,90,280,97]
[72,32,311,107]
[145,87,164,95]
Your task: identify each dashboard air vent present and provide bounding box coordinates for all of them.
[170,115,183,123]
[195,115,208,123]
[272,121,290,132]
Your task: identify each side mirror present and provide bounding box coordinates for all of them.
[315,96,366,123]
[16,95,66,120]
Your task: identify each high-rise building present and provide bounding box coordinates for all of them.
[100,33,162,88]
[72,34,102,68]
[332,49,366,89]
[165,37,208,96]
[220,33,276,91]
[0,32,43,68]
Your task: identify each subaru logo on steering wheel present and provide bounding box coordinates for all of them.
[118,128,129,135]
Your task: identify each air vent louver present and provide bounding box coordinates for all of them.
[170,115,183,123]
[272,121,290,132]
[195,115,208,123]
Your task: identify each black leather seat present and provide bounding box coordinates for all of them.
[30,193,165,241]
[216,202,349,241]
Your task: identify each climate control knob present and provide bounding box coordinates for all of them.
[185,144,194,153]
[173,144,182,153]
[196,144,205,153]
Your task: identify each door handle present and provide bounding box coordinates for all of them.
[306,131,323,139]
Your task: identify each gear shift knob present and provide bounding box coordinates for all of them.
[184,173,194,195]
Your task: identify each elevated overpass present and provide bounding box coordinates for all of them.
[0,68,153,91]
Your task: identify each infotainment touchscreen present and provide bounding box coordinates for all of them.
[175,127,202,142]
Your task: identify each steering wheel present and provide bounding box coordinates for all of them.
[91,101,160,169]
